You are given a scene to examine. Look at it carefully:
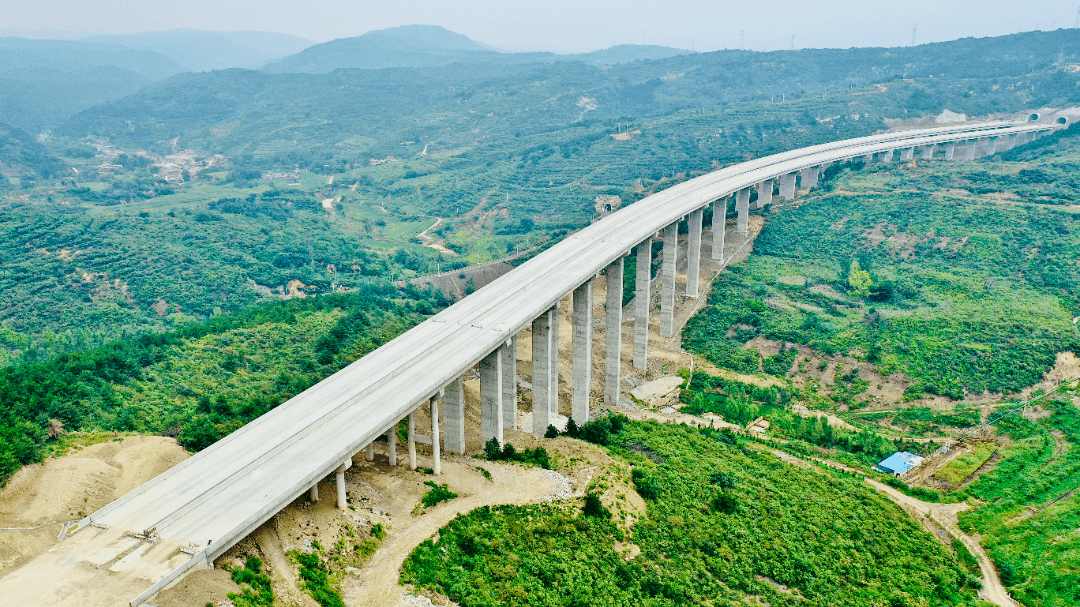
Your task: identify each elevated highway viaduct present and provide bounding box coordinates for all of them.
[3,113,1068,606]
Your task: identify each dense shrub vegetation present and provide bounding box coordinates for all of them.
[684,154,1080,399]
[0,285,442,483]
[404,420,980,607]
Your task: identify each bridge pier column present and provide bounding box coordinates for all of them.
[632,238,651,369]
[862,152,874,164]
[985,137,999,156]
[443,376,465,454]
[797,168,811,190]
[779,173,796,200]
[336,461,350,510]
[735,188,750,235]
[943,142,955,160]
[686,208,703,298]
[549,303,559,418]
[501,335,517,431]
[921,144,935,160]
[1015,132,1031,146]
[754,179,774,209]
[899,147,914,161]
[712,197,727,260]
[1004,133,1019,150]
[604,258,623,406]
[480,347,504,445]
[531,307,554,435]
[808,166,820,188]
[430,395,441,475]
[407,411,417,469]
[366,443,374,461]
[386,426,397,467]
[964,140,976,161]
[572,279,594,425]
[659,223,678,339]
[881,149,894,162]
[310,483,318,502]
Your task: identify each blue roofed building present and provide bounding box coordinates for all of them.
[877,452,925,477]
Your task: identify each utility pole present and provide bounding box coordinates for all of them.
[790,35,795,51]
[910,24,917,47]
[1075,7,1079,29]
[741,30,746,50]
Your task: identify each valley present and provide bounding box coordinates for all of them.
[0,21,1079,607]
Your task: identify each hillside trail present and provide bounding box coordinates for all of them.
[620,400,1018,607]
[865,479,1019,607]
[340,456,565,607]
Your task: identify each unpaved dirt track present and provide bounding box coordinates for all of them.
[341,457,562,607]
[866,479,1020,607]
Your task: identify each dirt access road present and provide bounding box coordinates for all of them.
[866,479,1019,607]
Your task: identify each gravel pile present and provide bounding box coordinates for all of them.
[534,469,573,502]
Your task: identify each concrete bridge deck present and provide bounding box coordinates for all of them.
[2,115,1064,606]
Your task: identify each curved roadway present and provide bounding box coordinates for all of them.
[32,117,1066,604]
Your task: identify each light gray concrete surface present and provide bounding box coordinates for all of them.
[531,308,553,435]
[659,223,678,339]
[736,187,750,234]
[480,347,503,446]
[686,208,703,298]
[444,376,465,454]
[572,279,594,425]
[501,334,517,431]
[712,197,727,260]
[45,118,1059,607]
[633,237,652,368]
[604,258,623,406]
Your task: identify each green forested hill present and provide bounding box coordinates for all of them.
[405,421,981,607]
[59,28,1080,156]
[684,124,1080,400]
[0,38,186,132]
[0,121,66,183]
[0,285,443,483]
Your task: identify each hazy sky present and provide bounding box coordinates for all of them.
[6,0,1080,53]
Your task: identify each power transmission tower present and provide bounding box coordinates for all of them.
[790,35,795,50]
[910,24,917,47]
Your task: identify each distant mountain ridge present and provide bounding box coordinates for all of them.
[0,38,187,132]
[262,24,693,73]
[82,30,314,72]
